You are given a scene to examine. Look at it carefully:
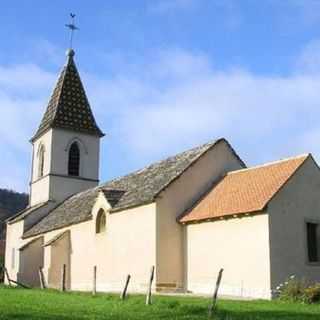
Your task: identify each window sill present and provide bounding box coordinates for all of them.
[306,262,320,267]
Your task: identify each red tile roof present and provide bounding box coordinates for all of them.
[180,154,309,223]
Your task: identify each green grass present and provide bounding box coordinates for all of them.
[0,285,320,320]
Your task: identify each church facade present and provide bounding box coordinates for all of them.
[5,50,320,299]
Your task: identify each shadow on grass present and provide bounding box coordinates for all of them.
[2,310,319,320]
[1,287,319,320]
[215,309,320,320]
[0,315,76,320]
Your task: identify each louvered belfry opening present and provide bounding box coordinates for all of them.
[68,142,80,176]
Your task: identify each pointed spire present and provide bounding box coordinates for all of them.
[32,51,104,141]
[66,48,75,58]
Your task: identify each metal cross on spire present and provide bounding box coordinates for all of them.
[65,13,79,50]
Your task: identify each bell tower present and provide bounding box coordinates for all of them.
[29,49,104,206]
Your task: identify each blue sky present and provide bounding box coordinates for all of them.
[1,0,320,192]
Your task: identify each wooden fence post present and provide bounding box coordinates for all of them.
[146,266,155,305]
[39,267,46,289]
[3,267,11,286]
[208,268,224,317]
[60,264,66,292]
[2,267,30,289]
[120,274,131,300]
[93,266,97,296]
[6,278,30,289]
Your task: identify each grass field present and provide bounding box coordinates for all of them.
[0,285,320,319]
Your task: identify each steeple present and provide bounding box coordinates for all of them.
[32,50,104,142]
[29,49,104,206]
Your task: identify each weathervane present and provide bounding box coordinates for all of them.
[65,13,79,49]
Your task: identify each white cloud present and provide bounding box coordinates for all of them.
[26,39,63,67]
[0,64,55,93]
[85,48,320,166]
[150,48,211,79]
[0,63,56,190]
[2,43,320,192]
[296,129,320,155]
[0,64,55,148]
[0,148,30,192]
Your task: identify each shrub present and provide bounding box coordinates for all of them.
[276,275,320,304]
[302,284,320,304]
[276,276,307,302]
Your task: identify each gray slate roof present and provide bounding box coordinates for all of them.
[23,138,241,238]
[32,51,104,141]
[100,140,222,212]
[8,201,49,224]
[23,187,99,238]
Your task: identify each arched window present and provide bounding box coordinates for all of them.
[96,209,106,234]
[38,145,45,178]
[68,142,80,176]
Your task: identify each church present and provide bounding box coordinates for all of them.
[5,49,320,299]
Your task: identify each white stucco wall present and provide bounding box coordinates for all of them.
[22,195,157,293]
[186,214,271,299]
[51,129,100,180]
[5,221,24,283]
[156,140,244,291]
[31,130,53,182]
[30,128,100,206]
[30,130,53,206]
[48,175,98,204]
[268,156,320,291]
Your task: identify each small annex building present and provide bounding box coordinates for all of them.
[5,49,320,299]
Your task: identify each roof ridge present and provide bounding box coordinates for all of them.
[31,60,68,141]
[102,139,220,186]
[180,152,311,223]
[227,153,310,175]
[68,57,101,131]
[152,140,222,198]
[50,57,69,125]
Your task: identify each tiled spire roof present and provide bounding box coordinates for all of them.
[32,49,104,141]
